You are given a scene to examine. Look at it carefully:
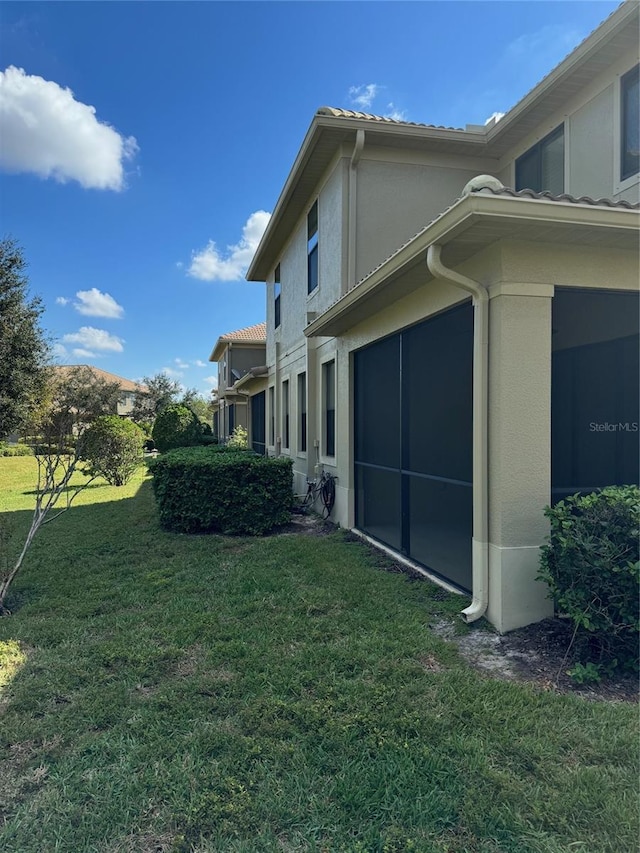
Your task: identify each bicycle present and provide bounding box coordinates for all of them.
[292,470,336,518]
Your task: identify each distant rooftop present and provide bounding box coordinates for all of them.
[209,322,267,362]
[55,365,146,393]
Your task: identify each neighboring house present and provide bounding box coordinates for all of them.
[208,323,267,450]
[245,1,640,634]
[54,365,147,417]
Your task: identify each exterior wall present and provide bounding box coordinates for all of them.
[312,239,638,632]
[497,47,639,202]
[355,151,495,282]
[230,345,266,379]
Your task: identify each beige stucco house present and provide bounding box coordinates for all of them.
[245,1,640,632]
[54,365,146,417]
[209,322,267,448]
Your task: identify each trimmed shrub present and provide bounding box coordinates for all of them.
[79,416,145,486]
[538,485,640,674]
[152,404,201,452]
[0,442,33,457]
[149,446,293,535]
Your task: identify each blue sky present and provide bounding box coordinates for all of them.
[0,0,619,395]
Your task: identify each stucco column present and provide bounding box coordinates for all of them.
[486,283,555,632]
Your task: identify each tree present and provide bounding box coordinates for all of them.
[132,373,181,424]
[79,416,145,486]
[0,238,50,437]
[180,388,213,424]
[1,367,127,614]
[49,366,122,443]
[151,403,202,452]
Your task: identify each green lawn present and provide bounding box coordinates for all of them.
[0,457,638,853]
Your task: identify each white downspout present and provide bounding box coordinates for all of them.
[347,130,365,290]
[426,243,489,623]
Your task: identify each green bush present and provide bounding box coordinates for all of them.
[79,416,145,486]
[538,485,640,673]
[149,446,293,535]
[151,404,202,452]
[227,424,248,450]
[0,442,33,457]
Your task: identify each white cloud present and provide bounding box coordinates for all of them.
[72,348,96,358]
[73,287,124,318]
[384,103,407,122]
[56,296,69,306]
[0,65,138,191]
[505,24,583,63]
[349,84,379,110]
[203,375,218,390]
[62,326,124,353]
[484,111,505,125]
[52,342,68,358]
[188,210,271,282]
[194,359,207,368]
[175,358,190,369]
[162,366,183,378]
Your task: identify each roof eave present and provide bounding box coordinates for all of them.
[304,194,640,337]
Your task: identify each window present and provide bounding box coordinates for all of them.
[298,372,307,452]
[307,200,318,294]
[515,125,564,194]
[274,264,281,329]
[323,359,335,457]
[282,380,290,449]
[269,386,275,445]
[621,65,639,181]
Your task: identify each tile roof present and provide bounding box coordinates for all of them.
[468,184,640,209]
[308,182,640,325]
[317,106,463,131]
[55,365,146,393]
[219,322,267,343]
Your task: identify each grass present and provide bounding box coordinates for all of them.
[0,456,638,853]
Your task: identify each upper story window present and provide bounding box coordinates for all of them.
[307,201,318,295]
[515,125,564,195]
[621,64,639,182]
[274,263,281,329]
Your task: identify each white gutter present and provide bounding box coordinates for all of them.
[348,130,365,289]
[426,244,489,623]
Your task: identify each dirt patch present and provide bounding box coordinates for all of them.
[432,617,638,702]
[280,513,336,537]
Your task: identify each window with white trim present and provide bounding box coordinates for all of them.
[274,264,281,329]
[515,125,564,194]
[307,201,318,294]
[621,65,639,182]
[323,359,335,457]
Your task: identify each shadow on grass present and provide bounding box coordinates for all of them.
[22,481,108,497]
[1,478,158,615]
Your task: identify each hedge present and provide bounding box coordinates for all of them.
[0,442,34,457]
[538,485,640,674]
[149,446,293,535]
[151,404,202,452]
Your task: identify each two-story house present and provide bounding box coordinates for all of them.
[246,1,640,633]
[209,322,267,450]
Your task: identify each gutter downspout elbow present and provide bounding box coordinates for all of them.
[426,243,489,624]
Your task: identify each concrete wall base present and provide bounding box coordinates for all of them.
[486,543,554,633]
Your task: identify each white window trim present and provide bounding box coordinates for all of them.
[613,66,640,196]
[320,354,337,462]
[296,369,308,458]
